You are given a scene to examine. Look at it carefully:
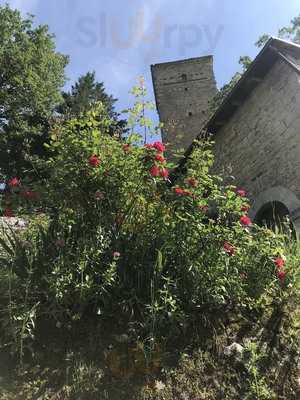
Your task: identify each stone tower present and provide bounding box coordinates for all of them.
[151,56,217,158]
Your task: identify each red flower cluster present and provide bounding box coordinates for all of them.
[144,141,165,153]
[149,166,169,178]
[236,189,247,197]
[274,257,286,282]
[160,168,169,178]
[146,141,169,179]
[223,241,235,256]
[240,215,252,226]
[88,155,101,167]
[155,153,165,163]
[8,177,20,188]
[150,165,160,177]
[174,187,192,196]
[152,141,165,153]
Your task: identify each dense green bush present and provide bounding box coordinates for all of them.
[0,84,298,372]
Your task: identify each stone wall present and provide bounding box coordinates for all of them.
[151,56,217,158]
[213,59,300,205]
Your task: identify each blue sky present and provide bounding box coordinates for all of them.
[2,0,300,116]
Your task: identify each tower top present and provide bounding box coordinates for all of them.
[151,55,217,160]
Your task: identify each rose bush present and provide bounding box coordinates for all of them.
[0,89,297,357]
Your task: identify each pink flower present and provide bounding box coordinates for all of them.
[160,168,169,178]
[274,257,285,269]
[150,165,160,177]
[113,251,121,259]
[236,189,247,197]
[240,215,252,226]
[123,144,130,153]
[152,141,165,153]
[277,269,286,282]
[3,208,14,218]
[186,177,198,188]
[8,177,20,188]
[223,241,235,256]
[155,153,165,163]
[88,155,101,167]
[174,187,191,196]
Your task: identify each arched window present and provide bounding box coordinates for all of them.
[254,201,295,236]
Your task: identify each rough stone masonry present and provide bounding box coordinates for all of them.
[151,37,300,233]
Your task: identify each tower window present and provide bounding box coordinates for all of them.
[184,87,188,91]
[188,111,193,117]
[181,73,187,81]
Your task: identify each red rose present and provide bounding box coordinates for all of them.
[113,251,121,259]
[3,208,14,218]
[236,189,246,197]
[223,241,235,256]
[274,257,285,269]
[152,141,165,153]
[88,155,101,167]
[150,165,160,177]
[277,269,286,282]
[160,168,169,178]
[186,177,198,187]
[174,187,191,196]
[241,204,250,212]
[8,177,20,188]
[123,144,130,153]
[240,215,252,226]
[155,153,165,163]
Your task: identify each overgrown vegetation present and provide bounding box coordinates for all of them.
[0,79,299,399]
[0,4,300,399]
[0,4,125,181]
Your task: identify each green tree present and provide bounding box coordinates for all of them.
[57,71,127,138]
[0,4,68,179]
[256,15,300,47]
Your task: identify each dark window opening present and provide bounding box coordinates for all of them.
[185,87,188,91]
[188,111,193,117]
[181,73,187,81]
[254,201,295,237]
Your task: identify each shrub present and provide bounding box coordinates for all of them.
[0,83,295,363]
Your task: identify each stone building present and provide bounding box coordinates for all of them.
[151,37,300,233]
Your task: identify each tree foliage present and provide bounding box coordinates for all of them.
[57,71,127,138]
[0,5,68,179]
